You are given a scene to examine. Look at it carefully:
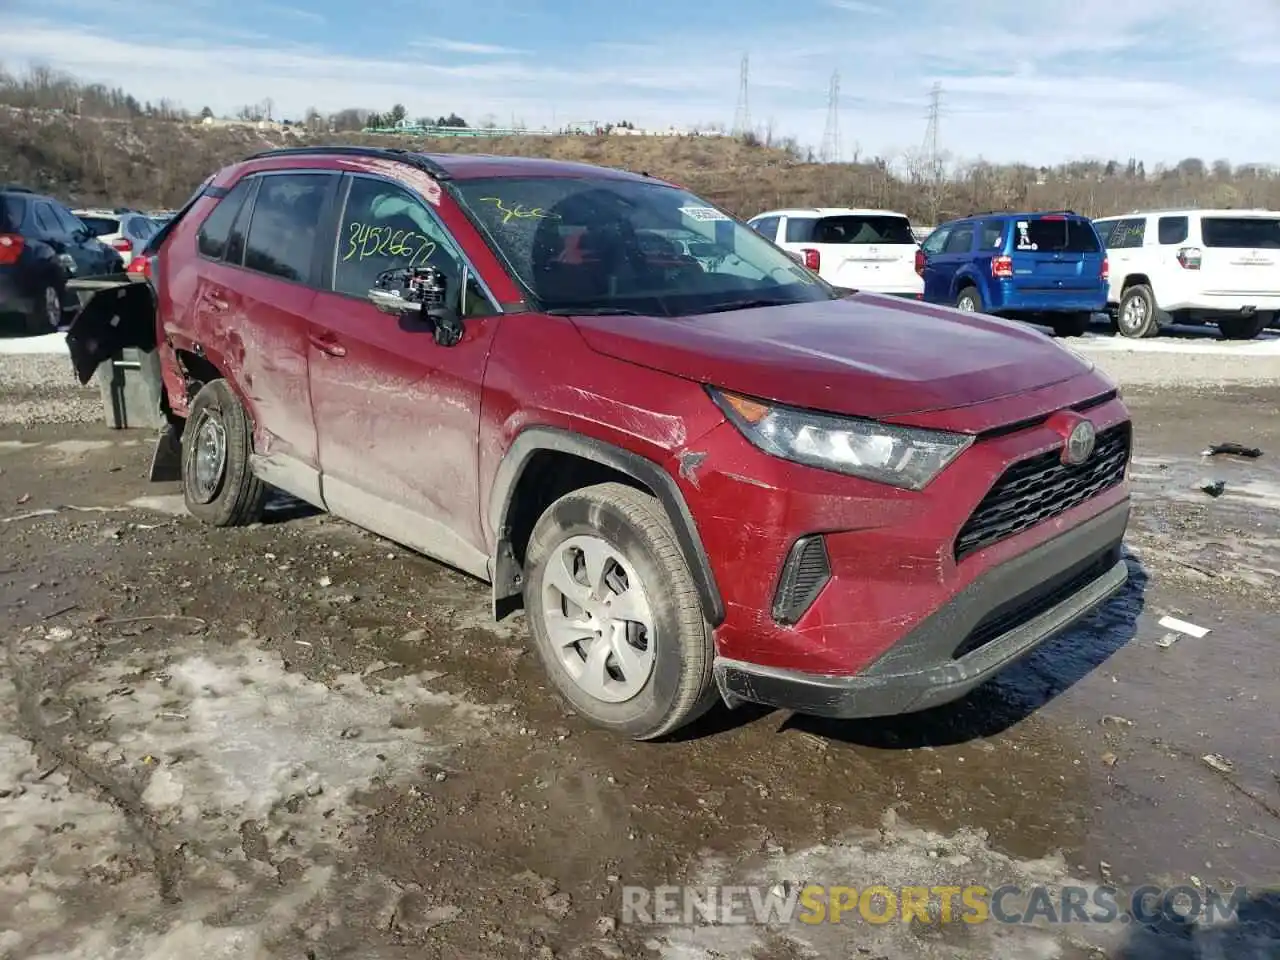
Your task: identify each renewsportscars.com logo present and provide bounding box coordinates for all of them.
[621,883,1257,927]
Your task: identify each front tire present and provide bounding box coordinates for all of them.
[522,482,717,740]
[180,379,268,526]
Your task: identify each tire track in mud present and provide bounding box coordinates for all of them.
[4,636,189,905]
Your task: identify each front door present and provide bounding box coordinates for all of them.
[307,173,502,579]
[919,224,954,303]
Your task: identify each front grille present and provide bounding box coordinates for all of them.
[954,422,1131,561]
[772,535,831,625]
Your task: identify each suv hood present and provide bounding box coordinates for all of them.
[570,294,1093,420]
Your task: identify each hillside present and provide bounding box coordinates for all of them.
[3,106,1280,222]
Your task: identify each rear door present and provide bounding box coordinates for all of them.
[193,170,339,502]
[790,213,921,293]
[1196,215,1280,296]
[1008,215,1104,296]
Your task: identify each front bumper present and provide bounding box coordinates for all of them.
[714,498,1130,718]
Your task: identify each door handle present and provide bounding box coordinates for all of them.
[309,332,346,357]
[201,290,228,311]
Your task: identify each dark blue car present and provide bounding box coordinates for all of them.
[917,211,1108,337]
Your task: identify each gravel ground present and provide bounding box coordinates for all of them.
[0,351,100,426]
[1,327,1279,959]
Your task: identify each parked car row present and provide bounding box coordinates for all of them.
[65,145,1134,741]
[0,185,180,333]
[0,185,129,333]
[748,204,1279,340]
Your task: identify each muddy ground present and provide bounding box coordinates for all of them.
[1,331,1279,959]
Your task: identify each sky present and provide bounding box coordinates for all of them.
[4,0,1280,167]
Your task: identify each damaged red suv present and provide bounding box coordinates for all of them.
[68,147,1132,739]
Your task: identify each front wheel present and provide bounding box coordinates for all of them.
[180,379,268,526]
[522,482,717,740]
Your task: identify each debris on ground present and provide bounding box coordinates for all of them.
[1202,754,1234,774]
[1201,442,1263,459]
[1197,479,1226,497]
[1157,615,1210,639]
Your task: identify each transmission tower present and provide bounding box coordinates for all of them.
[922,82,943,222]
[732,54,751,136]
[820,71,841,162]
[923,82,942,174]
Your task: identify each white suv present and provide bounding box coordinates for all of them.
[1093,209,1280,339]
[747,207,923,297]
[72,208,160,268]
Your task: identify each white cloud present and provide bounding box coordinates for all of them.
[824,0,887,13]
[413,39,525,55]
[4,0,1280,166]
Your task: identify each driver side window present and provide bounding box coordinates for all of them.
[334,177,478,312]
[921,227,951,255]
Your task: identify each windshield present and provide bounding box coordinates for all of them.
[451,176,834,315]
[1200,217,1280,249]
[788,214,916,245]
[1017,217,1100,254]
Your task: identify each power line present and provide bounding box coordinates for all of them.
[732,54,751,136]
[820,71,840,162]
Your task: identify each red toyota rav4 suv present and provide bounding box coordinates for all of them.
[67,146,1132,740]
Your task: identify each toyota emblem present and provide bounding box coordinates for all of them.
[1062,420,1097,465]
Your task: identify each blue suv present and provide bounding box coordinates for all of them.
[917,211,1108,337]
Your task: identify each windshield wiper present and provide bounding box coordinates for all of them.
[545,307,646,316]
[697,297,798,314]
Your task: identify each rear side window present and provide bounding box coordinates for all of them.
[978,219,1005,249]
[197,178,253,260]
[802,215,915,245]
[1157,216,1188,245]
[1016,217,1100,253]
[80,216,120,237]
[126,217,155,240]
[1200,217,1280,249]
[243,173,336,283]
[785,217,817,242]
[750,216,780,240]
[0,197,25,232]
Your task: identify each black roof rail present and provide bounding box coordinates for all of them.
[0,184,36,194]
[964,208,1082,219]
[242,145,453,180]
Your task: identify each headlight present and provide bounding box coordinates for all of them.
[709,389,973,491]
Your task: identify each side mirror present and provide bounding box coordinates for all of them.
[368,265,463,347]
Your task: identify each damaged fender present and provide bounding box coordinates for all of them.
[487,426,725,626]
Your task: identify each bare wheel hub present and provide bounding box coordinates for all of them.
[190,411,227,503]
